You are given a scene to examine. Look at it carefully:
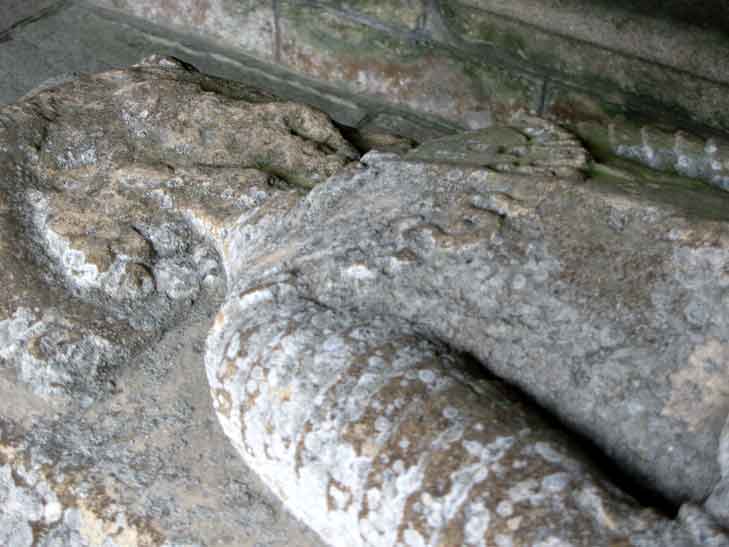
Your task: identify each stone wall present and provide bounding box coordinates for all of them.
[87,2,726,127]
[89,0,729,191]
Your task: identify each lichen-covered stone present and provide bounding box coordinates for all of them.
[207,280,726,546]
[206,120,729,544]
[0,427,164,547]
[0,54,353,402]
[2,59,729,546]
[0,57,353,546]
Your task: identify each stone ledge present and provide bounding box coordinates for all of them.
[455,0,729,86]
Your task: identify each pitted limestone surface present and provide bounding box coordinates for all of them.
[0,60,728,546]
[0,56,351,546]
[707,417,729,527]
[221,147,729,505]
[207,127,729,543]
[206,279,727,546]
[0,54,354,403]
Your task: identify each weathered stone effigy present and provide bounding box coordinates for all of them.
[0,57,727,546]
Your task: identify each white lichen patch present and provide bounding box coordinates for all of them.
[28,190,104,290]
[204,278,685,546]
[0,464,52,547]
[344,264,377,281]
[0,455,158,547]
[0,307,41,360]
[0,304,120,400]
[464,502,490,546]
[533,538,575,547]
[0,308,70,397]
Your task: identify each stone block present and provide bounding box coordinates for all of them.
[451,0,729,86]
[279,1,543,127]
[0,0,60,35]
[444,2,729,134]
[92,0,276,59]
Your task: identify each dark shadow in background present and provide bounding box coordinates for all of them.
[592,0,729,34]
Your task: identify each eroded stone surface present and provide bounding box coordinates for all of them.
[0,53,353,403]
[707,416,729,526]
[406,116,589,179]
[571,119,729,192]
[0,304,326,547]
[1,60,729,546]
[0,56,352,546]
[207,122,729,544]
[207,280,727,546]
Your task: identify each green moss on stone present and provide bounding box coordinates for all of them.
[587,158,729,222]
